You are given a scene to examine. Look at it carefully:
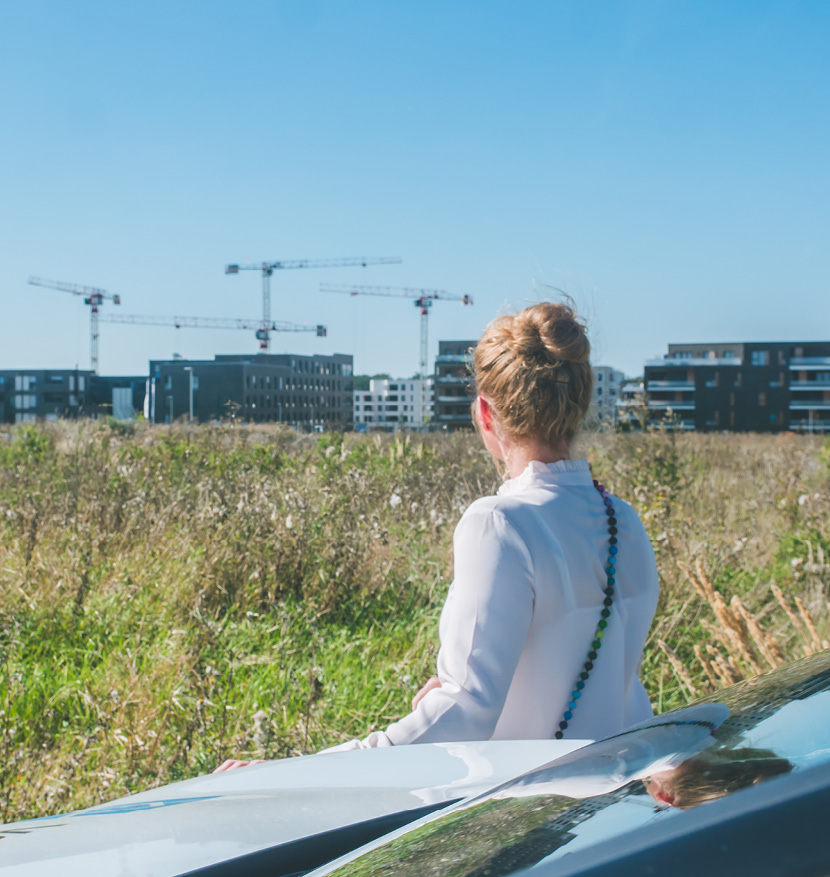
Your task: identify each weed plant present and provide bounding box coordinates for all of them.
[0,421,828,822]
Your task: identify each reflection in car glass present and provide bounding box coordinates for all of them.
[322,651,830,877]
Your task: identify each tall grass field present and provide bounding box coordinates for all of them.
[1,421,828,823]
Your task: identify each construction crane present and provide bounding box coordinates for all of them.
[320,284,473,428]
[28,276,121,374]
[224,256,401,352]
[99,313,326,341]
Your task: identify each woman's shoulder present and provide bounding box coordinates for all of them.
[456,494,513,531]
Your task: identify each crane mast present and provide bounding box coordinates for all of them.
[28,276,121,374]
[225,256,401,352]
[320,284,473,429]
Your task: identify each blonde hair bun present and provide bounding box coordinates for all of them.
[474,301,593,446]
[510,304,591,366]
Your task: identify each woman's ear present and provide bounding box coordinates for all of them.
[477,395,495,433]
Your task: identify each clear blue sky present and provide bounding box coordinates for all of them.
[1,0,828,379]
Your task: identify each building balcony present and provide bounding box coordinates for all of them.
[647,419,696,430]
[435,374,470,385]
[790,419,830,431]
[646,381,695,391]
[436,395,471,404]
[790,380,830,389]
[646,357,741,367]
[648,401,696,411]
[436,413,473,421]
[789,357,830,369]
[435,354,471,364]
[789,402,830,411]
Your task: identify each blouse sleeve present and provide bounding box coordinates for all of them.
[357,503,536,747]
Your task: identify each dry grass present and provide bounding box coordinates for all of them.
[0,420,828,822]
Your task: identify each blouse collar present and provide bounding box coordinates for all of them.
[497,458,593,496]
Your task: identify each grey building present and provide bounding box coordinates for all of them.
[645,341,830,432]
[434,340,476,430]
[147,352,354,430]
[0,369,145,423]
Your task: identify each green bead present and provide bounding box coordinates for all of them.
[592,640,601,650]
[598,620,607,629]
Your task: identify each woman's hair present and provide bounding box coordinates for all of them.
[657,748,793,810]
[473,301,593,447]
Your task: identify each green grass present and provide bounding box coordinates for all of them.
[0,421,828,822]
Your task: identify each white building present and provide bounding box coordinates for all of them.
[353,377,434,431]
[592,366,626,424]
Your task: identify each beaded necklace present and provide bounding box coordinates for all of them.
[554,478,618,739]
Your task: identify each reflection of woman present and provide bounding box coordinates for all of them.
[643,747,793,809]
[328,302,660,750]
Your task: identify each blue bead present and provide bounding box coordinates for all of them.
[555,730,563,739]
[607,576,615,585]
[569,701,576,709]
[564,710,573,720]
[609,546,618,555]
[576,681,585,690]
[608,555,616,564]
[559,720,568,730]
[572,690,582,700]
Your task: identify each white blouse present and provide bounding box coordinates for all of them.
[336,459,659,749]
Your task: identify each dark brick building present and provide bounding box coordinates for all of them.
[434,340,476,430]
[645,341,830,432]
[0,369,145,423]
[147,352,354,430]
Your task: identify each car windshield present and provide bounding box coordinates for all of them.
[317,651,830,876]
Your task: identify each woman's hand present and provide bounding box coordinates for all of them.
[213,758,266,773]
[412,675,441,711]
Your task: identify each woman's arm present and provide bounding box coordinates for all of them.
[333,503,535,750]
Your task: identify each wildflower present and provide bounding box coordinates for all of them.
[389,493,402,509]
[285,514,293,530]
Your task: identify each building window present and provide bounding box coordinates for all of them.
[751,351,770,366]
[758,392,766,406]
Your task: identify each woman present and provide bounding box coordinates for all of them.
[217,301,658,770]
[327,301,659,750]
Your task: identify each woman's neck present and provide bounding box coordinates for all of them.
[502,437,571,479]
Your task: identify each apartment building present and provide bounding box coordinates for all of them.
[645,341,830,432]
[147,352,354,429]
[434,340,476,430]
[353,377,433,431]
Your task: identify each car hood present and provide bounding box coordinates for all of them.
[0,738,587,876]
